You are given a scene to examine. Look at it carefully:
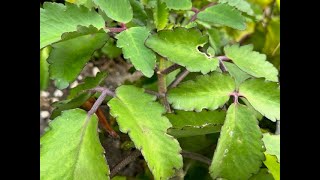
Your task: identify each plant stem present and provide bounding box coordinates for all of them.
[106,23,127,33]
[189,2,217,23]
[144,89,160,98]
[219,59,228,73]
[110,149,142,178]
[157,57,172,112]
[160,64,181,75]
[168,69,189,89]
[181,150,212,166]
[88,88,114,116]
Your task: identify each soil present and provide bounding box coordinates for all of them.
[40,57,146,177]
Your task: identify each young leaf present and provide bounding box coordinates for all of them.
[163,0,192,10]
[153,0,169,30]
[166,110,226,138]
[40,2,105,49]
[219,0,254,15]
[68,72,107,99]
[210,104,265,179]
[239,78,280,121]
[197,4,246,30]
[263,133,280,162]
[108,85,183,180]
[40,109,110,179]
[224,61,252,88]
[116,27,157,77]
[48,28,109,89]
[263,154,280,180]
[92,0,133,23]
[145,28,219,74]
[167,72,235,112]
[51,93,92,119]
[224,44,279,82]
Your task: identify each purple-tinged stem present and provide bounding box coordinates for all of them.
[88,88,114,116]
[168,69,189,89]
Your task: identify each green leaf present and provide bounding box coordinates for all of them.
[129,0,149,26]
[51,93,92,119]
[249,168,274,180]
[100,38,122,59]
[167,72,235,112]
[219,0,254,15]
[166,110,226,138]
[240,97,263,120]
[40,2,105,49]
[239,78,280,121]
[48,27,109,89]
[197,4,246,30]
[66,0,95,9]
[163,0,192,10]
[92,0,133,23]
[116,27,157,78]
[153,0,169,30]
[40,109,110,179]
[263,133,280,162]
[108,85,183,180]
[224,61,252,88]
[210,104,265,179]
[207,28,222,55]
[145,28,219,74]
[224,44,279,82]
[263,154,280,180]
[40,47,50,90]
[68,72,107,99]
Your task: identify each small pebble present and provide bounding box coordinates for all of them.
[92,67,100,76]
[40,91,50,97]
[70,81,79,88]
[51,97,59,103]
[77,75,83,80]
[53,89,63,97]
[40,111,50,118]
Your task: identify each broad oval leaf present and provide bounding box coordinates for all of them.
[224,44,279,82]
[40,109,110,179]
[108,85,183,180]
[263,133,280,162]
[210,104,265,179]
[92,0,133,23]
[48,27,109,89]
[163,0,192,10]
[40,2,105,49]
[197,4,246,30]
[145,28,219,74]
[116,27,157,77]
[167,72,235,112]
[219,0,254,15]
[239,78,280,121]
[166,110,226,138]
